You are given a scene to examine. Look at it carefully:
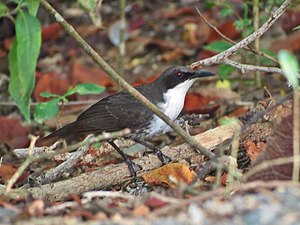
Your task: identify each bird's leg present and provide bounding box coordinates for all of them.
[108,140,141,178]
[132,138,171,165]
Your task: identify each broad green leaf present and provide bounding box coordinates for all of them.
[218,64,235,79]
[293,25,300,30]
[40,91,59,98]
[204,41,233,53]
[220,7,233,18]
[278,50,299,90]
[65,83,105,97]
[25,0,40,16]
[8,10,41,122]
[78,0,96,12]
[34,98,60,123]
[0,3,8,17]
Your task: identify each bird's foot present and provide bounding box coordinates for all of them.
[153,149,172,165]
[124,158,142,178]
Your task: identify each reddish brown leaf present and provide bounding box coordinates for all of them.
[227,107,249,118]
[145,197,169,209]
[71,63,113,88]
[42,22,62,42]
[0,116,30,148]
[281,9,300,33]
[158,6,194,19]
[196,49,216,61]
[245,141,266,161]
[34,72,70,101]
[271,31,300,53]
[132,74,159,86]
[0,164,17,182]
[183,93,217,114]
[3,37,14,50]
[207,20,240,42]
[142,163,196,188]
[0,164,29,184]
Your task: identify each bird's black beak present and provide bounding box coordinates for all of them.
[192,70,215,78]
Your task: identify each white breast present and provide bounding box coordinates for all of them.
[146,79,196,136]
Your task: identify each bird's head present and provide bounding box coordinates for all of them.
[154,66,215,92]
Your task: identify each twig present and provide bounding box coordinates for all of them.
[13,141,62,159]
[224,59,283,74]
[82,190,134,201]
[6,129,130,193]
[194,6,279,65]
[253,0,262,87]
[190,0,291,69]
[6,135,39,192]
[0,100,96,107]
[33,145,90,186]
[118,0,126,78]
[292,89,299,182]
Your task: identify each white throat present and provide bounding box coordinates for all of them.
[147,79,196,136]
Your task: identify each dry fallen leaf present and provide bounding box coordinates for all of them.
[142,163,196,188]
[245,140,267,161]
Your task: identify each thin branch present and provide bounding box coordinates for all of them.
[6,135,39,192]
[190,0,291,68]
[0,100,96,108]
[224,59,283,74]
[194,6,279,65]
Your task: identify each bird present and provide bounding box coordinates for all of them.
[37,66,214,177]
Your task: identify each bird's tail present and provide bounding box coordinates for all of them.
[36,122,77,146]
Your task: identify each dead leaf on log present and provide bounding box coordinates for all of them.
[142,163,196,188]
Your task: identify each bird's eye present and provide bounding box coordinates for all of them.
[176,71,183,77]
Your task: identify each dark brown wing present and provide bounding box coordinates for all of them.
[38,86,158,146]
[74,90,153,133]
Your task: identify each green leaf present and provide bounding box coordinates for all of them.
[77,0,96,12]
[25,0,40,16]
[218,64,235,79]
[204,41,233,53]
[65,83,105,97]
[0,3,8,17]
[8,10,41,122]
[220,7,233,18]
[40,91,59,98]
[34,98,60,124]
[278,50,299,90]
[293,25,300,30]
[205,1,216,8]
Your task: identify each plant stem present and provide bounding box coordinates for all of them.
[293,89,300,182]
[118,0,126,79]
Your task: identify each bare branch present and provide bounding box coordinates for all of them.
[194,6,279,65]
[224,59,283,74]
[190,0,291,68]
